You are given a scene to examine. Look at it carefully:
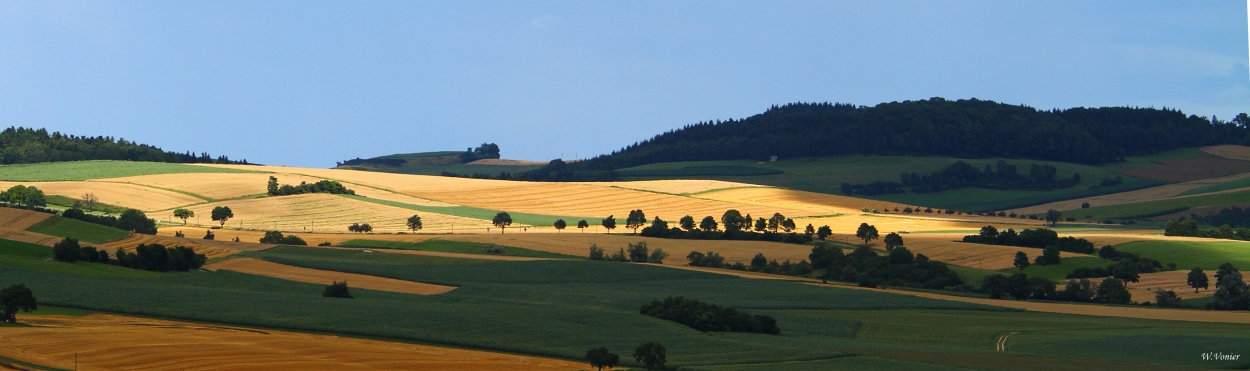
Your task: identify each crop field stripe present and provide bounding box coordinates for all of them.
[1070,188,1250,219]
[340,194,593,227]
[0,161,262,181]
[27,216,132,244]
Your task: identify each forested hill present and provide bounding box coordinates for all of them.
[575,98,1250,170]
[0,127,248,165]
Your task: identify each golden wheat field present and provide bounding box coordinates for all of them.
[1089,269,1244,301]
[99,172,322,201]
[0,314,583,371]
[694,187,913,214]
[0,181,203,212]
[99,233,275,259]
[206,257,456,295]
[176,193,495,233]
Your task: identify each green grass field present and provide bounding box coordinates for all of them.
[616,155,1156,212]
[338,239,579,259]
[0,160,261,181]
[27,216,132,243]
[377,163,545,176]
[342,194,594,227]
[5,244,1247,370]
[1178,176,1250,197]
[1068,189,1250,220]
[1115,240,1250,270]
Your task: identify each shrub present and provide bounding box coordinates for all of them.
[323,281,353,299]
[639,296,779,335]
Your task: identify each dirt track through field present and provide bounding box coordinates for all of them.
[0,314,582,371]
[205,257,457,295]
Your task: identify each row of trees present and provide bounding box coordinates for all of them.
[0,126,248,165]
[0,185,46,207]
[981,273,1131,304]
[54,238,206,272]
[62,208,158,235]
[1165,220,1250,241]
[1188,206,1250,229]
[266,177,355,196]
[260,231,307,245]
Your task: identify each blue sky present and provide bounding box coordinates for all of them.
[0,1,1246,167]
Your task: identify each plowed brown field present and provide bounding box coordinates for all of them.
[0,208,52,230]
[0,181,202,212]
[0,314,582,371]
[206,258,456,295]
[1116,153,1250,183]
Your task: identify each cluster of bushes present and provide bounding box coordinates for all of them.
[980,273,1132,304]
[323,281,352,299]
[459,143,501,163]
[53,238,205,272]
[267,177,355,196]
[259,231,307,245]
[1165,220,1250,241]
[0,185,46,207]
[347,223,374,233]
[587,242,668,264]
[61,208,157,234]
[482,244,505,254]
[901,161,1078,194]
[1189,206,1250,229]
[962,225,1093,253]
[640,296,780,335]
[585,342,668,371]
[811,244,964,289]
[1065,245,1165,280]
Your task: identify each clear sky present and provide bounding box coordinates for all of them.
[1,1,1247,167]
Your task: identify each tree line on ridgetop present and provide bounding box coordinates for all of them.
[552,98,1250,173]
[0,127,248,165]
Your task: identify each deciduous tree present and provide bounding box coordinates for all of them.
[211,206,233,228]
[855,223,879,246]
[492,212,512,233]
[0,283,36,323]
[585,347,619,371]
[407,215,423,233]
[577,219,589,233]
[632,342,667,371]
[553,219,567,233]
[173,208,194,225]
[1188,267,1209,292]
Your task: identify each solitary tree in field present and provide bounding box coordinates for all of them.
[0,283,36,323]
[211,206,234,228]
[1045,209,1062,226]
[173,208,194,225]
[626,209,647,233]
[322,281,353,299]
[883,232,904,251]
[855,223,879,246]
[577,219,589,233]
[679,215,695,231]
[553,219,567,233]
[633,342,667,371]
[817,225,832,240]
[81,193,98,211]
[406,215,423,233]
[492,212,512,233]
[602,215,617,234]
[585,347,620,371]
[1013,251,1030,271]
[1188,267,1210,292]
[699,216,718,232]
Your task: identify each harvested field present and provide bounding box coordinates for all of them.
[443,233,816,265]
[180,194,496,233]
[1115,153,1250,183]
[587,180,762,195]
[0,314,582,371]
[889,233,1086,270]
[1202,145,1250,161]
[1017,172,1250,215]
[696,187,914,214]
[99,173,321,201]
[1092,270,1239,300]
[0,227,65,247]
[99,234,275,260]
[0,208,52,230]
[206,257,456,295]
[0,181,202,212]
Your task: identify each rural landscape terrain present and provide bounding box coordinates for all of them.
[3,100,1250,370]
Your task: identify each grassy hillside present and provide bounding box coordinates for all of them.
[0,160,260,181]
[27,216,132,243]
[1115,240,1250,270]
